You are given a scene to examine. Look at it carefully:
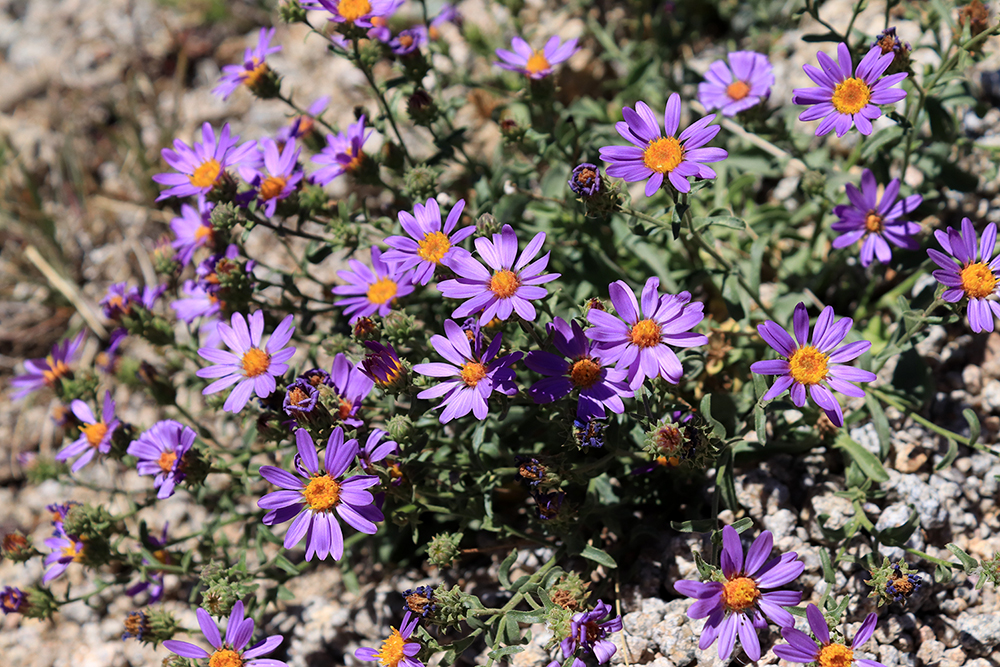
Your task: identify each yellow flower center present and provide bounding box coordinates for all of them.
[720,576,760,612]
[960,261,998,299]
[417,231,452,264]
[628,319,662,348]
[831,77,871,115]
[195,224,214,242]
[209,649,244,667]
[61,542,85,563]
[489,269,521,298]
[367,276,399,305]
[344,147,364,172]
[42,358,71,388]
[864,212,884,233]
[570,358,601,389]
[399,34,414,48]
[726,80,751,101]
[461,361,487,387]
[818,643,854,667]
[375,628,407,667]
[190,159,223,189]
[81,422,109,448]
[525,50,551,76]
[338,0,372,23]
[303,474,342,511]
[788,345,829,386]
[153,549,171,564]
[157,451,178,472]
[259,175,288,201]
[337,397,354,420]
[240,59,269,88]
[643,136,683,174]
[287,387,310,408]
[241,347,272,378]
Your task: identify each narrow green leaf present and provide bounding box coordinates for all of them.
[487,646,526,660]
[819,546,836,585]
[866,394,892,459]
[716,447,740,511]
[498,549,518,589]
[877,508,920,546]
[860,125,905,160]
[935,439,959,471]
[946,543,979,571]
[670,519,716,533]
[579,544,618,569]
[834,433,889,483]
[964,408,982,448]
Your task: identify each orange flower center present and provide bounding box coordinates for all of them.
[399,35,414,48]
[628,319,662,348]
[303,474,341,511]
[788,345,829,385]
[417,231,452,264]
[525,50,551,76]
[337,398,353,420]
[241,347,272,378]
[960,261,998,299]
[720,576,760,612]
[461,361,487,387]
[367,277,399,305]
[240,59,269,88]
[81,422,109,448]
[259,175,288,201]
[643,136,683,174]
[864,212,884,233]
[344,147,364,172]
[61,542,85,563]
[190,159,222,188]
[287,387,310,407]
[726,80,751,101]
[157,451,178,472]
[195,224,214,242]
[339,0,372,23]
[656,454,681,467]
[375,628,407,667]
[209,649,244,667]
[42,358,71,388]
[818,643,854,667]
[489,269,521,298]
[570,358,601,388]
[831,77,871,115]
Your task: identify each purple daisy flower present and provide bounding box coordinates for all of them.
[12,330,86,399]
[428,4,460,40]
[775,604,885,667]
[383,197,474,285]
[126,419,196,499]
[495,35,578,79]
[560,600,623,667]
[173,280,223,343]
[244,137,303,216]
[164,601,287,667]
[56,391,119,472]
[283,378,320,423]
[674,526,804,661]
[355,612,423,667]
[197,312,296,413]
[929,218,1000,333]
[170,201,215,267]
[214,27,282,100]
[0,587,25,615]
[390,25,428,55]
[792,44,908,137]
[328,354,375,427]
[358,428,398,473]
[832,169,922,266]
[438,224,560,326]
[258,427,383,561]
[750,302,877,427]
[698,51,774,117]
[585,278,708,390]
[101,283,165,324]
[600,93,728,196]
[569,163,602,197]
[311,114,372,185]
[152,122,258,201]
[43,533,86,583]
[314,0,402,28]
[276,96,329,145]
[125,523,170,603]
[525,316,633,420]
[333,247,416,323]
[360,341,408,390]
[413,320,521,423]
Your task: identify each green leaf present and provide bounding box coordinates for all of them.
[877,508,920,546]
[866,394,892,459]
[934,561,954,583]
[498,549,517,589]
[671,519,717,533]
[834,433,889,483]
[819,546,836,585]
[860,125,905,160]
[716,447,740,511]
[487,645,526,660]
[274,554,300,576]
[692,215,746,232]
[964,408,982,448]
[935,439,959,471]
[946,543,980,571]
[505,609,546,624]
[752,374,768,445]
[277,585,295,601]
[580,544,618,569]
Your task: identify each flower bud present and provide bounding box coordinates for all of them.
[279,0,308,22]
[427,532,462,568]
[387,414,413,444]
[1,531,36,562]
[21,587,58,620]
[402,165,440,201]
[210,201,241,234]
[476,212,501,237]
[407,89,439,126]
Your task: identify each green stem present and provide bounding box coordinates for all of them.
[872,388,998,456]
[353,41,412,165]
[904,546,960,570]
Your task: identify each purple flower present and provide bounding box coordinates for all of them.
[355,612,423,667]
[360,341,407,390]
[12,330,86,399]
[43,533,85,583]
[698,51,774,117]
[438,224,560,325]
[197,312,296,413]
[283,378,320,422]
[334,247,416,323]
[495,35,578,79]
[428,4,460,40]
[600,93,728,196]
[164,601,287,667]
[258,428,383,561]
[314,0,402,28]
[560,600,623,667]
[152,123,257,201]
[126,419,196,499]
[585,278,708,390]
[390,25,428,55]
[413,320,522,422]
[56,392,119,472]
[214,27,282,100]
[750,302,877,427]
[792,44,908,137]
[329,354,375,427]
[569,163,602,197]
[774,604,885,667]
[383,197,474,285]
[125,523,170,603]
[674,526,804,661]
[311,114,372,185]
[525,316,633,420]
[170,201,215,266]
[832,169,922,266]
[276,96,329,145]
[47,502,80,532]
[358,428,398,472]
[247,138,304,216]
[928,218,1000,333]
[0,587,25,615]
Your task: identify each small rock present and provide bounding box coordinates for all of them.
[956,612,1000,655]
[964,365,984,395]
[650,599,701,667]
[893,441,928,473]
